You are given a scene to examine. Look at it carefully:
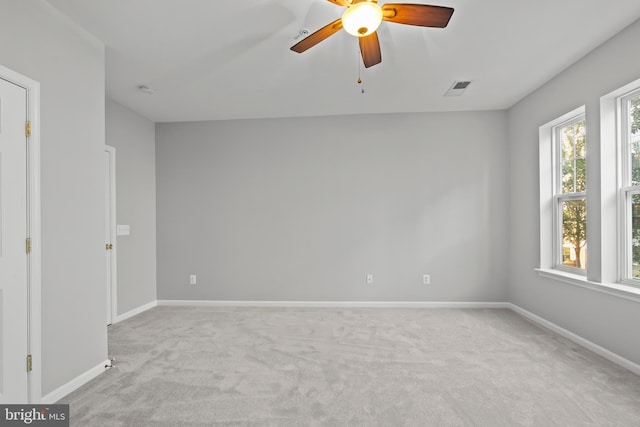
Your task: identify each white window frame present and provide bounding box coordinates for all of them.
[539,106,586,275]
[619,88,640,286]
[552,114,587,275]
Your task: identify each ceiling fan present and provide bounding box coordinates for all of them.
[290,0,454,68]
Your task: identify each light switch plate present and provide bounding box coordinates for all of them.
[116,224,130,236]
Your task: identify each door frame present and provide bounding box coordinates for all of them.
[105,145,117,324]
[0,65,41,403]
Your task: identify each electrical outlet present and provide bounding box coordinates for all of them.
[423,274,431,285]
[189,274,197,285]
[366,274,374,285]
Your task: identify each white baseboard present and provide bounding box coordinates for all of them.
[508,303,640,376]
[40,359,110,404]
[157,300,510,309]
[114,300,158,324]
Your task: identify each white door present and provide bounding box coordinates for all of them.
[104,146,116,325]
[0,77,29,403]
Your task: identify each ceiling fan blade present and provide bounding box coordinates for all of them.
[290,18,343,53]
[359,32,382,68]
[382,4,454,28]
[326,0,350,6]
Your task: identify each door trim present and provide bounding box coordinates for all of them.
[105,145,117,324]
[0,65,41,403]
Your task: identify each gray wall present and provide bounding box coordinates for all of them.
[106,99,157,315]
[156,111,509,302]
[0,1,107,394]
[507,18,640,364]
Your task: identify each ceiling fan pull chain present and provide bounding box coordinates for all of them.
[357,48,362,84]
[357,49,365,94]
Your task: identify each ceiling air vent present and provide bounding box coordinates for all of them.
[445,80,472,97]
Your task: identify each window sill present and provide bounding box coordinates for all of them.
[535,268,640,304]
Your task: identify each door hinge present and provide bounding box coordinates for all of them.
[27,355,32,372]
[26,238,32,254]
[25,121,31,138]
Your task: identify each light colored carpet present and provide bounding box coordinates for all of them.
[60,307,640,426]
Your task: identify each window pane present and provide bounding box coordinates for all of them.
[559,119,586,194]
[631,96,640,139]
[631,142,640,186]
[562,199,587,269]
[575,157,586,192]
[561,161,575,193]
[630,96,640,186]
[561,127,574,162]
[575,127,586,158]
[630,193,640,279]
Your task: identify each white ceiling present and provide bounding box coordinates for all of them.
[46,0,640,122]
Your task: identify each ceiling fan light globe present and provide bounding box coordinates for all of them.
[342,2,383,37]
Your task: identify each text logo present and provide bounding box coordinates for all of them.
[1,405,69,426]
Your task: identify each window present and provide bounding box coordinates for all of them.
[620,89,640,283]
[538,79,640,298]
[539,106,587,276]
[553,115,587,273]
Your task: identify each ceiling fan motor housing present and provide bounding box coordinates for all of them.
[342,1,383,37]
